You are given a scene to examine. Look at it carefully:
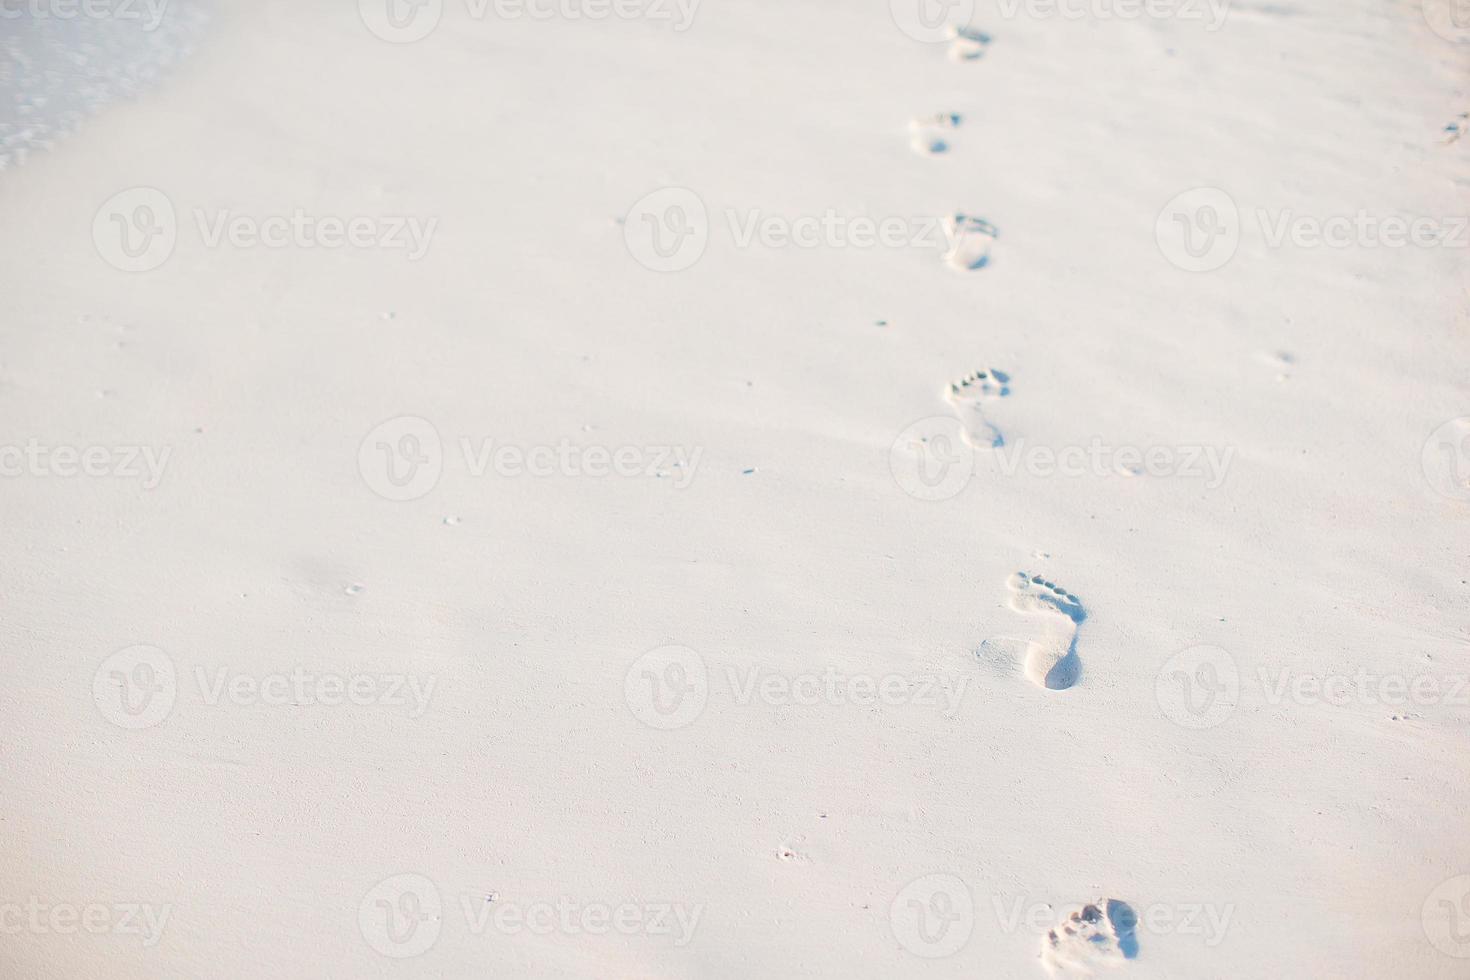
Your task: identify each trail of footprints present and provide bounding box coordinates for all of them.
[904,22,1134,975]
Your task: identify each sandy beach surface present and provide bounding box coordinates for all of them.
[1,0,1468,977]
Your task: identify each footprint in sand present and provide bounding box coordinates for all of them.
[944,214,998,271]
[909,112,961,155]
[1041,899,1138,976]
[1007,571,1085,691]
[943,368,1010,448]
[947,26,992,62]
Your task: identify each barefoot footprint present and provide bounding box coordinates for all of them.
[944,214,998,271]
[1041,899,1138,976]
[943,368,1010,448]
[910,113,961,155]
[948,25,992,62]
[1007,572,1085,691]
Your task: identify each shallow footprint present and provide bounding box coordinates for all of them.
[944,214,998,271]
[909,112,961,155]
[943,368,1010,448]
[1041,899,1138,976]
[948,25,992,61]
[1007,571,1085,691]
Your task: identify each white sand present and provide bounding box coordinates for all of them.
[2,1,1468,977]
